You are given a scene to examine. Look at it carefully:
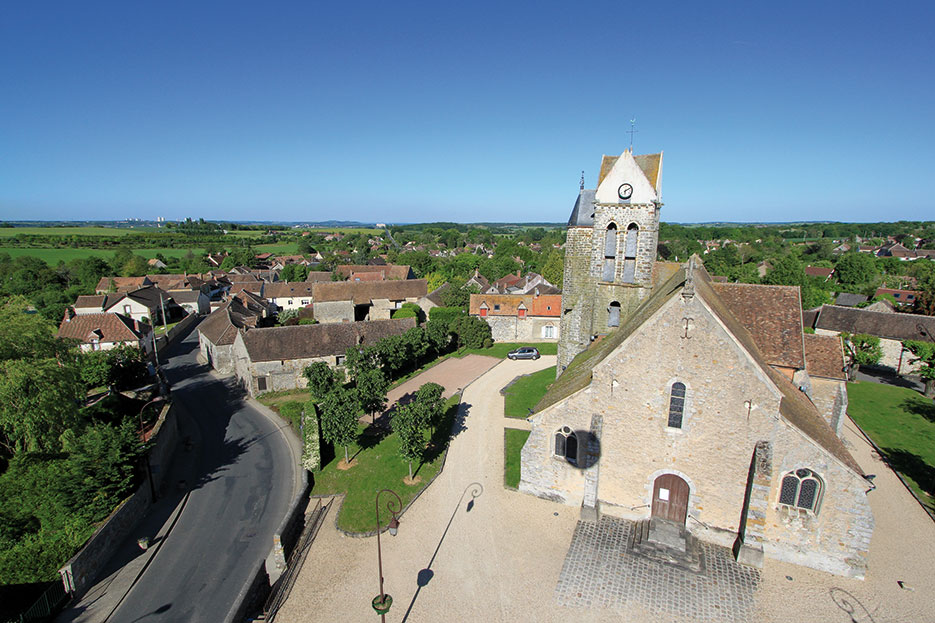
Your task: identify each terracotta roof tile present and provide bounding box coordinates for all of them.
[58,313,150,344]
[804,334,846,380]
[312,279,427,304]
[334,265,413,280]
[241,318,416,362]
[712,283,805,369]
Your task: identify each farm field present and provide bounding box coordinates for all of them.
[0,226,162,237]
[0,246,208,263]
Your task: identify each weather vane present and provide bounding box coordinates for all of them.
[627,118,638,151]
[579,170,585,190]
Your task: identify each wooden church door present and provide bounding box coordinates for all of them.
[651,474,689,525]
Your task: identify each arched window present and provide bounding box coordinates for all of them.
[667,382,686,428]
[622,223,639,283]
[608,301,621,327]
[554,426,578,465]
[602,224,617,282]
[779,468,823,512]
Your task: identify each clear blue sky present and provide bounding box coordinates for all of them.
[2,1,933,224]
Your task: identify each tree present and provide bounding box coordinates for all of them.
[303,361,337,400]
[319,386,360,464]
[356,368,389,424]
[392,402,426,481]
[902,340,935,398]
[763,255,805,287]
[541,249,564,288]
[0,357,82,453]
[842,333,883,379]
[450,315,492,349]
[414,382,445,431]
[835,253,878,286]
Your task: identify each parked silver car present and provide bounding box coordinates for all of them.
[507,346,540,360]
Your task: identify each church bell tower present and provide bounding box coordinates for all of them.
[557,149,663,373]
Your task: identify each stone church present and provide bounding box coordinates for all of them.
[520,149,874,577]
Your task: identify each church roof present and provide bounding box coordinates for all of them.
[567,189,596,227]
[536,259,862,475]
[598,152,663,194]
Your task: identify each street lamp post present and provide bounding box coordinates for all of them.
[373,489,402,621]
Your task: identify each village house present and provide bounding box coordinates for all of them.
[334,264,415,280]
[230,317,416,395]
[808,304,935,374]
[263,282,317,312]
[58,310,153,353]
[73,286,182,325]
[873,287,921,307]
[197,297,267,373]
[469,292,561,341]
[524,148,873,579]
[95,276,152,294]
[311,279,428,323]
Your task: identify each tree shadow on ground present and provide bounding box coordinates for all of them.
[859,367,923,391]
[353,424,389,459]
[899,397,935,423]
[881,447,935,501]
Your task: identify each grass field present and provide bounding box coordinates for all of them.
[504,428,530,488]
[0,246,208,263]
[847,381,935,511]
[0,226,158,237]
[503,366,556,418]
[255,242,300,255]
[456,342,557,359]
[310,396,460,532]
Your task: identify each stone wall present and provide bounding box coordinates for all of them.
[809,377,847,436]
[816,328,923,374]
[199,332,235,374]
[481,315,559,343]
[558,227,594,371]
[523,291,873,577]
[231,335,338,396]
[313,300,354,324]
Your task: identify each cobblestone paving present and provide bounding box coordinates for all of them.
[555,517,760,622]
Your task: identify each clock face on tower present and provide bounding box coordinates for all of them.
[618,183,633,200]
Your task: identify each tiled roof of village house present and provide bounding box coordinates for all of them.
[350,271,384,282]
[424,283,449,307]
[145,274,195,291]
[74,295,107,310]
[170,290,202,304]
[803,334,847,380]
[804,266,834,279]
[711,282,805,369]
[198,299,260,346]
[334,264,413,280]
[304,272,334,282]
[240,317,416,362]
[834,293,868,307]
[263,282,316,299]
[95,276,152,293]
[535,260,862,475]
[312,279,427,304]
[469,293,561,317]
[58,312,150,344]
[814,305,935,341]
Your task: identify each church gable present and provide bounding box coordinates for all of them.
[595,150,659,204]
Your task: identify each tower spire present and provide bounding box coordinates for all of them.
[579,170,585,190]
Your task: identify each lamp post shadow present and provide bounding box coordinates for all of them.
[400,482,483,623]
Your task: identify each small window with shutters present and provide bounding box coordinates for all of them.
[667,382,686,428]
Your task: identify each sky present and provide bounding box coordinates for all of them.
[2,1,934,224]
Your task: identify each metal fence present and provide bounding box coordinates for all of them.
[17,580,70,623]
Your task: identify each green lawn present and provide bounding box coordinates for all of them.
[0,226,154,237]
[311,396,460,532]
[847,381,935,511]
[503,366,556,418]
[256,241,300,255]
[504,428,530,489]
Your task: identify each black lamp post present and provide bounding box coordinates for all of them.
[372,488,402,620]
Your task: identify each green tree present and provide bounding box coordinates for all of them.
[319,386,359,464]
[392,402,426,481]
[842,333,883,379]
[541,248,564,288]
[356,367,389,424]
[414,382,445,431]
[450,315,492,349]
[835,253,879,286]
[0,358,82,453]
[303,361,338,400]
[902,340,935,398]
[763,255,806,287]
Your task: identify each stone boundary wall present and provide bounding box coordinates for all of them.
[59,403,179,595]
[224,560,270,623]
[154,311,200,352]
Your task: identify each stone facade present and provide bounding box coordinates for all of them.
[815,328,923,374]
[231,335,338,396]
[313,300,354,323]
[481,315,559,342]
[523,267,873,578]
[558,150,662,372]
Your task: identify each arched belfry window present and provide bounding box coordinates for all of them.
[554,426,578,465]
[608,301,621,327]
[779,468,823,512]
[622,223,639,283]
[668,382,686,428]
[602,224,618,282]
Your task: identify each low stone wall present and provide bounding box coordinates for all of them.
[224,560,270,623]
[154,312,200,352]
[59,403,180,595]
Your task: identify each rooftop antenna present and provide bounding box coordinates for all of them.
[627,118,638,152]
[579,170,585,190]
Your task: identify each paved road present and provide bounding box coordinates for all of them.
[109,329,297,622]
